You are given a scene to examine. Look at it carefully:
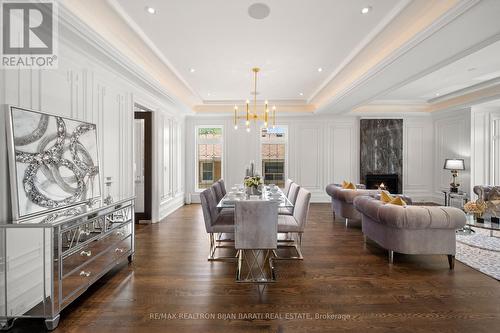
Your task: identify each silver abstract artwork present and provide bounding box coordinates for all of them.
[6,106,101,220]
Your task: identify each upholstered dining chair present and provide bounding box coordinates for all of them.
[212,181,224,203]
[217,179,227,196]
[279,182,300,216]
[277,188,311,259]
[283,179,293,197]
[200,188,235,261]
[234,201,279,282]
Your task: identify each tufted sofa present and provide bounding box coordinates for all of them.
[325,184,378,226]
[473,185,500,216]
[353,196,466,269]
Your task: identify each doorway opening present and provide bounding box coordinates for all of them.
[134,105,153,222]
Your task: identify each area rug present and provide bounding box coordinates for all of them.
[456,228,500,280]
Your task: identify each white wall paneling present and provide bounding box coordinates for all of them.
[470,106,500,197]
[403,117,434,201]
[0,9,187,317]
[0,11,187,223]
[433,109,471,202]
[185,114,435,203]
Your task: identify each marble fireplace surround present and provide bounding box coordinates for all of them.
[360,119,403,194]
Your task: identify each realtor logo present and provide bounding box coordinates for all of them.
[1,0,58,68]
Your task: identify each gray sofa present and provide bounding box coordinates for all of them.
[353,196,466,269]
[325,184,378,226]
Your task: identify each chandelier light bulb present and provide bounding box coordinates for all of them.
[246,127,251,133]
[234,125,238,130]
[264,122,268,127]
[245,120,250,126]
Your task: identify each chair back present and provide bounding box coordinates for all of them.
[212,182,224,202]
[287,183,300,205]
[218,179,227,196]
[283,179,293,196]
[200,188,219,233]
[293,188,311,232]
[234,201,278,250]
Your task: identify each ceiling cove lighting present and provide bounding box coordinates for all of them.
[234,68,277,131]
[361,6,371,14]
[317,67,323,72]
[145,6,156,14]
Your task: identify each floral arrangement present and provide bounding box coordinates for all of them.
[244,175,263,188]
[464,200,487,217]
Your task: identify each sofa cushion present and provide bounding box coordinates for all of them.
[389,196,406,206]
[380,191,393,203]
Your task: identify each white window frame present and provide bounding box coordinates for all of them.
[259,125,288,187]
[195,125,224,192]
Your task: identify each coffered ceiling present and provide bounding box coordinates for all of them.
[66,0,500,113]
[381,40,500,102]
[109,0,407,103]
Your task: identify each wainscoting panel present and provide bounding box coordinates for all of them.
[403,117,434,199]
[433,109,471,200]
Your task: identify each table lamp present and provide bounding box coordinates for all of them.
[443,159,465,193]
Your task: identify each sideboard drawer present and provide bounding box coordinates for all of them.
[61,236,132,304]
[62,222,132,277]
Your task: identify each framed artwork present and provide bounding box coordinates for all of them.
[5,106,101,221]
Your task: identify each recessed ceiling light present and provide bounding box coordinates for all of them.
[145,6,156,14]
[248,3,271,20]
[435,93,440,96]
[207,93,211,96]
[317,67,323,72]
[299,92,304,96]
[189,68,196,73]
[361,6,372,14]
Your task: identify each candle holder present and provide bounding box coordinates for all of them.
[104,176,113,205]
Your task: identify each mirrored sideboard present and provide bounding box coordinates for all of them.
[0,197,135,331]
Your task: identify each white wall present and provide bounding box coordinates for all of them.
[185,113,435,203]
[0,10,186,224]
[432,108,471,203]
[470,105,500,197]
[0,9,186,316]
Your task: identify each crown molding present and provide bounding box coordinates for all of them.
[106,0,203,103]
[58,3,192,113]
[201,99,309,106]
[308,0,413,103]
[314,0,482,113]
[428,76,500,103]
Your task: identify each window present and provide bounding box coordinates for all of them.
[196,126,223,190]
[260,126,287,187]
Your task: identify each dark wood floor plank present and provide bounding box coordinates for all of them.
[11,203,500,333]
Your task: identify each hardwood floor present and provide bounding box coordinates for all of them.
[11,203,500,332]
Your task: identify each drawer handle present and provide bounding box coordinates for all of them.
[80,250,92,257]
[115,248,125,254]
[79,270,91,277]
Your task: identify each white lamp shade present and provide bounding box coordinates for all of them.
[443,159,465,170]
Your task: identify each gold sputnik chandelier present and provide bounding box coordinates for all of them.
[233,67,276,132]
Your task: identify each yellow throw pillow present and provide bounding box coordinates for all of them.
[344,182,356,190]
[341,180,349,188]
[390,196,407,206]
[380,191,394,203]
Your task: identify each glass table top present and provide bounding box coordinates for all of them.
[217,186,293,208]
[465,214,500,231]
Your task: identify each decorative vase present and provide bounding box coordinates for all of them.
[246,186,261,196]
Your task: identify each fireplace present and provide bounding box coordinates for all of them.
[365,174,399,194]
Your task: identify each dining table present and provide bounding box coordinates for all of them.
[216,185,294,209]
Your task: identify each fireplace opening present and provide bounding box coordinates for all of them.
[365,174,399,194]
